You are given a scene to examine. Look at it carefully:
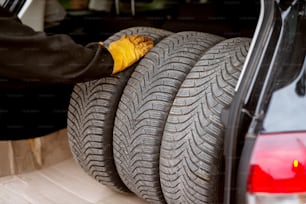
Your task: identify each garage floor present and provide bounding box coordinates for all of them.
[0,159,148,204]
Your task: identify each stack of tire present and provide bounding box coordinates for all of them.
[67,26,251,204]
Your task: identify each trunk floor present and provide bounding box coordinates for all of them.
[0,159,148,204]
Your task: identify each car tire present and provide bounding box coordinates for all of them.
[113,31,224,203]
[67,27,172,193]
[159,38,251,204]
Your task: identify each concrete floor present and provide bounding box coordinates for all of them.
[0,159,148,204]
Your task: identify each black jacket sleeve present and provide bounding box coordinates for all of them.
[0,7,114,83]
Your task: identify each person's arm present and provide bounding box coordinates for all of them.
[0,7,113,83]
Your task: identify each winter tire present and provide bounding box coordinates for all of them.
[67,27,172,192]
[159,38,251,204]
[113,31,224,203]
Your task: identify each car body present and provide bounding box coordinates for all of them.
[223,0,306,203]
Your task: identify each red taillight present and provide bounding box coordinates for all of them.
[247,132,306,194]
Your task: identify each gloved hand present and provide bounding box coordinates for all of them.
[101,35,154,74]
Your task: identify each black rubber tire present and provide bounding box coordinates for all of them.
[159,38,251,204]
[113,31,224,203]
[67,27,172,193]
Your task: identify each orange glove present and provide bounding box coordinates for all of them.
[100,35,154,74]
